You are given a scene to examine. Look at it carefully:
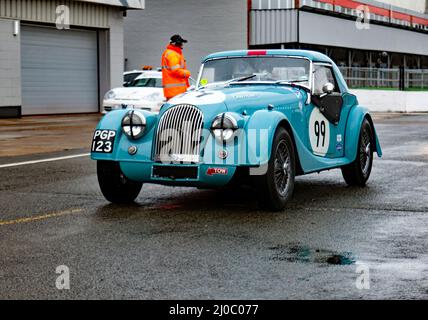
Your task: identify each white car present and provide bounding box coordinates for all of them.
[103,71,165,114]
[123,70,144,86]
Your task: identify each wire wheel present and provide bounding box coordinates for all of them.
[341,119,374,187]
[274,140,292,197]
[360,127,372,177]
[253,127,295,211]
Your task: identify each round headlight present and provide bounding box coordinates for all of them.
[104,90,116,100]
[211,113,239,143]
[121,110,146,140]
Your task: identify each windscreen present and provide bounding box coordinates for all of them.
[199,56,310,87]
[129,78,163,88]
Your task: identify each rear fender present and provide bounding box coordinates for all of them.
[345,105,382,162]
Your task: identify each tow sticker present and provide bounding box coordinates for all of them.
[207,168,228,176]
[309,108,330,156]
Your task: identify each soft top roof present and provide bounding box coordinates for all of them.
[202,50,334,64]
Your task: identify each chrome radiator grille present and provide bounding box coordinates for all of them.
[154,104,204,163]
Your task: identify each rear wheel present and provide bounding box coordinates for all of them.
[254,127,296,211]
[341,119,374,186]
[97,161,143,203]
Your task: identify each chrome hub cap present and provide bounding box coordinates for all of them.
[119,173,127,185]
[283,162,289,173]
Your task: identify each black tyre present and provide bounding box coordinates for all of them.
[97,161,143,203]
[254,127,296,211]
[341,119,374,186]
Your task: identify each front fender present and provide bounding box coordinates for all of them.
[244,110,288,166]
[90,109,158,162]
[345,105,382,162]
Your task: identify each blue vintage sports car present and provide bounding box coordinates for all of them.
[91,50,382,211]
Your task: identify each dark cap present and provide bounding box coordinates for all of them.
[170,34,188,44]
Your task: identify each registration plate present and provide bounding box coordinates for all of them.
[91,130,116,153]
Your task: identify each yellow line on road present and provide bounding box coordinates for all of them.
[0,208,85,226]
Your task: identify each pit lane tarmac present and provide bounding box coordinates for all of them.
[0,113,427,299]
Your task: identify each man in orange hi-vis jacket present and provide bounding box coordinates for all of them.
[161,35,191,100]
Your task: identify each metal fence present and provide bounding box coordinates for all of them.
[339,67,399,89]
[405,70,428,90]
[338,67,428,91]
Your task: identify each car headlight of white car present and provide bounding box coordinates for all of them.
[104,90,116,100]
[121,110,146,140]
[211,113,240,143]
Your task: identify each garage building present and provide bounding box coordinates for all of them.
[249,0,428,69]
[124,0,428,74]
[123,0,248,76]
[0,0,144,117]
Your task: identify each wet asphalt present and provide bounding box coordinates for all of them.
[0,114,427,300]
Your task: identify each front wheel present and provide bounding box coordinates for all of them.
[97,161,143,203]
[341,119,374,186]
[254,127,296,211]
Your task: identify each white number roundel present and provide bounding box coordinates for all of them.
[309,108,330,156]
[169,90,226,105]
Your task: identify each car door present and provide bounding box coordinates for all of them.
[305,63,353,158]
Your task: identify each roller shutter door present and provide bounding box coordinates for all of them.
[21,25,98,115]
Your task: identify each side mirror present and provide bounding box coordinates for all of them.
[123,82,130,87]
[322,82,335,95]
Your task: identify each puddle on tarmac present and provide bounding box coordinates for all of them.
[268,244,356,265]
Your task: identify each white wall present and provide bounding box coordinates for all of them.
[108,8,125,89]
[351,89,428,112]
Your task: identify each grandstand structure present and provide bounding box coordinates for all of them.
[248,0,428,68]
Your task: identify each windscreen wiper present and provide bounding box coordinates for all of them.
[198,74,257,90]
[226,74,257,85]
[275,80,310,92]
[199,74,257,89]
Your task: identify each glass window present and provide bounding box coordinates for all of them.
[124,72,142,83]
[200,57,310,86]
[129,78,163,88]
[313,65,340,95]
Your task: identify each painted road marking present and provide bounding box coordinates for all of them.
[0,208,85,226]
[0,153,90,169]
[379,159,428,167]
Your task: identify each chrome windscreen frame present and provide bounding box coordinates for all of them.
[196,55,314,98]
